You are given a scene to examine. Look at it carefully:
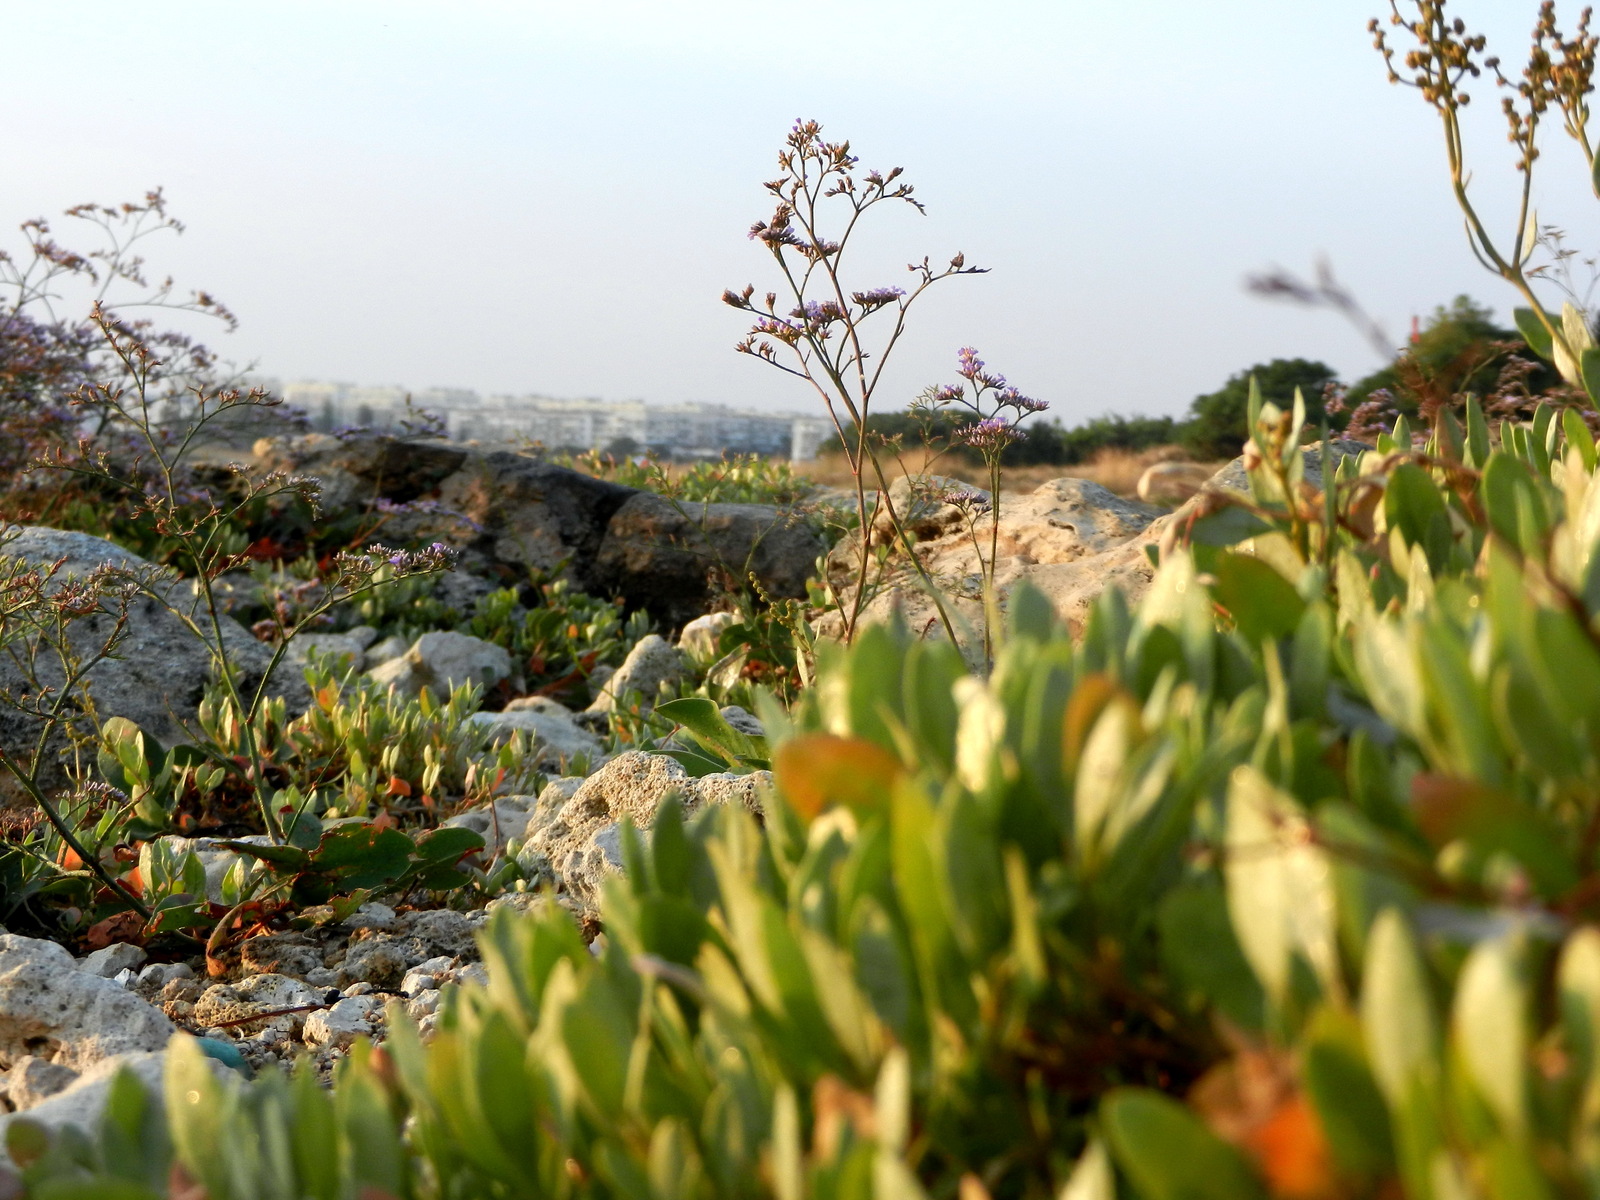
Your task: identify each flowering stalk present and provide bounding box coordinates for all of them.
[1371,1,1600,387]
[725,120,985,645]
[913,347,1048,665]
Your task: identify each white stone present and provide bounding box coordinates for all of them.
[341,902,398,932]
[78,942,148,978]
[362,634,409,667]
[137,962,194,988]
[405,990,441,1019]
[4,1056,79,1111]
[285,631,368,673]
[412,630,512,694]
[466,708,603,772]
[585,635,685,713]
[0,935,174,1071]
[399,972,436,997]
[444,796,536,853]
[718,705,765,737]
[302,999,373,1049]
[677,612,736,661]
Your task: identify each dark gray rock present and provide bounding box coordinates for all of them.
[594,493,825,626]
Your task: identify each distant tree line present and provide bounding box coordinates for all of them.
[817,295,1554,464]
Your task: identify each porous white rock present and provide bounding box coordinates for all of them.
[518,750,767,908]
[718,705,765,737]
[585,635,685,713]
[368,631,510,700]
[0,1051,177,1164]
[78,942,148,979]
[302,998,374,1049]
[0,935,174,1071]
[4,1055,79,1111]
[677,612,736,661]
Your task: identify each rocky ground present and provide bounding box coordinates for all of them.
[0,432,1350,1158]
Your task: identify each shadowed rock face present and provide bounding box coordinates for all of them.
[258,433,822,627]
[0,527,309,805]
[593,493,825,628]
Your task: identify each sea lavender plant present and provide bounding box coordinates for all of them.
[724,119,986,645]
[907,347,1048,663]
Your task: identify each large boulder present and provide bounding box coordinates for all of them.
[594,493,826,626]
[0,528,310,803]
[258,435,827,624]
[829,441,1370,647]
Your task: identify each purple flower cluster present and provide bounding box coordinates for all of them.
[958,418,1022,452]
[938,486,992,513]
[346,540,459,578]
[792,299,847,325]
[851,286,904,310]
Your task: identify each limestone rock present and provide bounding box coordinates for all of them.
[718,705,765,737]
[585,635,685,714]
[302,998,374,1049]
[870,474,987,544]
[677,611,736,662]
[367,630,511,700]
[4,1056,79,1111]
[468,701,603,771]
[0,1051,185,1164]
[78,943,147,979]
[443,796,537,854]
[518,750,768,909]
[0,935,174,1072]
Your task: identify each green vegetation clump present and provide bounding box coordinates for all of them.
[16,3,1600,1197]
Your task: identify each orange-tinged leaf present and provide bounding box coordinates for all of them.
[773,734,903,822]
[385,775,413,797]
[1062,673,1123,775]
[1244,1095,1334,1200]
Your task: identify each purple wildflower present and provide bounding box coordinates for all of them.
[850,286,905,310]
[958,418,1021,453]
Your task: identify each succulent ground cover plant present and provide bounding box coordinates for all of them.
[14,373,1600,1198]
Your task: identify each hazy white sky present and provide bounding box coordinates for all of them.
[5,1,1598,424]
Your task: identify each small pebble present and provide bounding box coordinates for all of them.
[342,982,374,998]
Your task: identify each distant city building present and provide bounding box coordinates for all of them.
[273,380,829,460]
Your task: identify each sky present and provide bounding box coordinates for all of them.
[5,1,1600,425]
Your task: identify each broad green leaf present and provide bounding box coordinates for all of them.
[1102,1089,1267,1200]
[1513,307,1555,362]
[1361,909,1438,1104]
[656,696,769,766]
[1224,766,1338,1006]
[1158,881,1266,1031]
[1303,1035,1394,1177]
[1466,394,1491,468]
[1211,552,1306,642]
[1452,937,1527,1137]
